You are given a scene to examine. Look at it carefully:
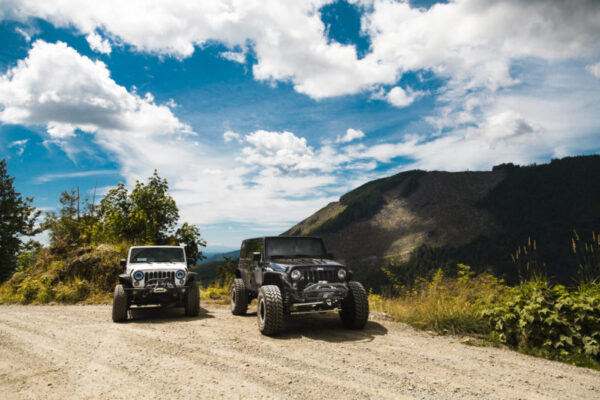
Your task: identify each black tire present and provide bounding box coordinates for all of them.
[112,284,128,323]
[257,285,284,335]
[339,281,369,329]
[231,278,248,315]
[185,281,200,317]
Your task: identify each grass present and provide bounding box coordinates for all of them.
[370,265,506,334]
[200,284,230,304]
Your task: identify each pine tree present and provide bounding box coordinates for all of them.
[0,159,40,280]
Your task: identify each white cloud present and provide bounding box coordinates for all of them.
[0,40,191,140]
[15,26,38,42]
[34,169,120,184]
[241,130,328,171]
[223,130,242,143]
[385,86,425,108]
[221,51,246,64]
[336,128,365,143]
[8,138,28,155]
[3,0,598,100]
[469,110,537,142]
[86,32,111,54]
[586,62,600,78]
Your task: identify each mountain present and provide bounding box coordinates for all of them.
[200,250,240,264]
[192,250,240,286]
[284,155,600,289]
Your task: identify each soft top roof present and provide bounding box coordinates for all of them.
[243,235,323,241]
[129,245,184,249]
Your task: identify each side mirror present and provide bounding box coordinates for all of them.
[327,252,335,260]
[120,259,127,268]
[252,252,262,263]
[187,258,196,267]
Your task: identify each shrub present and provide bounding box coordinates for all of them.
[482,279,600,359]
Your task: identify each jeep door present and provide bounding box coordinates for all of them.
[248,239,265,288]
[238,241,251,285]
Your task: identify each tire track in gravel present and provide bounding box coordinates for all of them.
[1,304,599,400]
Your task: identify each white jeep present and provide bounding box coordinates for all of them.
[112,245,200,322]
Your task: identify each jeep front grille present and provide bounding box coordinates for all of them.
[144,271,175,283]
[303,269,338,283]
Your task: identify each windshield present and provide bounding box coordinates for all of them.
[129,247,185,263]
[266,237,326,259]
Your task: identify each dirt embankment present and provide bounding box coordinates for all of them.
[1,304,599,399]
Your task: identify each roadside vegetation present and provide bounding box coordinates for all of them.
[374,253,600,370]
[0,162,206,304]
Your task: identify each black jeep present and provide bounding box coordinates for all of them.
[230,236,369,335]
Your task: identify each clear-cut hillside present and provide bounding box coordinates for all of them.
[284,155,600,288]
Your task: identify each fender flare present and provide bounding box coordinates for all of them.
[187,271,198,282]
[118,273,132,286]
[262,271,289,288]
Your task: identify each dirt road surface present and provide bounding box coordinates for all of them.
[1,304,599,399]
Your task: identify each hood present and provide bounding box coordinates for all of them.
[127,262,187,272]
[268,258,343,271]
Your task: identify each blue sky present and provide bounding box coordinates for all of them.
[1,0,599,251]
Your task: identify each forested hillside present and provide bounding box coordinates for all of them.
[285,155,600,288]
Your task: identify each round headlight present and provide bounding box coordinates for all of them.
[133,271,144,281]
[337,269,347,280]
[290,269,302,281]
[176,270,186,280]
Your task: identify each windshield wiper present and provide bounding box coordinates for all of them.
[269,255,289,259]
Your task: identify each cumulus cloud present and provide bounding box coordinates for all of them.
[470,110,537,142]
[385,86,425,108]
[586,62,600,78]
[336,128,365,143]
[0,40,191,140]
[241,130,329,171]
[86,32,111,54]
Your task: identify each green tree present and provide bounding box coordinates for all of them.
[97,171,179,244]
[216,256,237,287]
[45,188,97,249]
[175,222,206,262]
[0,159,40,280]
[129,171,179,243]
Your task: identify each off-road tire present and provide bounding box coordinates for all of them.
[339,281,369,329]
[185,281,200,317]
[231,278,248,315]
[112,284,128,323]
[257,285,284,335]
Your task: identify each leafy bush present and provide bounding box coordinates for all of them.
[482,279,600,360]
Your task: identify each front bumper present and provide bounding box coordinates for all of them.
[285,282,348,312]
[125,278,187,305]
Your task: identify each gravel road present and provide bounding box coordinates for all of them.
[1,304,599,399]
